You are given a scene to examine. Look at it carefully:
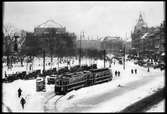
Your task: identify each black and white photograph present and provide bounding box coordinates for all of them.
[2,1,165,112]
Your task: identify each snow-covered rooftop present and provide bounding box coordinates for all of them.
[141,33,148,39]
[100,36,121,41]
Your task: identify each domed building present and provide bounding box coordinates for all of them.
[34,20,66,35]
[24,20,77,56]
[131,13,165,62]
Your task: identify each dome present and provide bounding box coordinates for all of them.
[37,20,63,28]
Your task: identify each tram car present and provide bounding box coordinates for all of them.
[57,67,69,74]
[54,68,112,95]
[47,75,57,84]
[43,69,54,76]
[70,65,80,72]
[46,64,97,85]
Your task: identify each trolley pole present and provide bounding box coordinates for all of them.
[123,45,125,70]
[104,49,106,68]
[43,49,45,74]
[79,33,82,66]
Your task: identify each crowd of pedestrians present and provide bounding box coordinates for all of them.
[131,69,138,74]
[115,70,121,77]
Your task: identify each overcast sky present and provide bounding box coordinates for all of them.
[3,1,165,40]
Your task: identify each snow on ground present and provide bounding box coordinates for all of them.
[146,100,165,112]
[55,61,164,112]
[2,57,165,112]
[2,57,98,78]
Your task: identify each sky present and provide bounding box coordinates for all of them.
[3,1,165,40]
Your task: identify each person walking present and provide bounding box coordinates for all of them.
[118,71,120,77]
[147,67,150,72]
[18,88,22,98]
[115,71,117,77]
[131,69,133,74]
[5,71,7,78]
[109,63,111,68]
[135,69,137,74]
[20,97,26,109]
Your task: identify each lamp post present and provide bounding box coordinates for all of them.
[79,32,82,66]
[123,43,126,70]
[43,49,45,74]
[104,49,106,68]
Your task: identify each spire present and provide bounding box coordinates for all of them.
[135,12,147,31]
[138,12,144,25]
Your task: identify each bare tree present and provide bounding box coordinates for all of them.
[3,23,20,67]
[3,23,19,41]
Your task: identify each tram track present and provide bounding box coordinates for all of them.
[2,103,13,112]
[43,92,64,112]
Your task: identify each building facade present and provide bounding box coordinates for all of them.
[131,13,148,52]
[24,20,77,56]
[101,36,124,55]
[131,13,165,61]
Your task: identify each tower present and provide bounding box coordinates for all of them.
[134,12,147,32]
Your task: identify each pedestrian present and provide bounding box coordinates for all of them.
[135,69,137,74]
[118,71,120,77]
[20,97,26,109]
[115,71,117,76]
[18,88,22,98]
[147,67,150,72]
[5,71,7,78]
[131,69,133,74]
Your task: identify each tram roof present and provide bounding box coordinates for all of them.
[90,68,109,72]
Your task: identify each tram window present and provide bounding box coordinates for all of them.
[63,81,67,85]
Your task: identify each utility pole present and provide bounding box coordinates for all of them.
[123,33,127,70]
[79,32,82,66]
[104,49,106,68]
[86,36,88,65]
[43,49,45,74]
[123,44,125,70]
[50,32,53,69]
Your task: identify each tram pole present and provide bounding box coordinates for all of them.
[79,33,81,66]
[43,49,45,74]
[104,49,106,68]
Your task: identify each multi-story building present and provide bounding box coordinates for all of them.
[131,13,165,61]
[131,13,148,53]
[76,39,101,50]
[140,21,165,60]
[24,20,76,56]
[101,36,124,55]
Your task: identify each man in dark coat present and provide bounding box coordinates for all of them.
[147,67,150,72]
[118,71,120,77]
[18,88,22,98]
[5,71,7,78]
[131,69,133,74]
[115,71,117,76]
[20,97,26,109]
[135,69,137,74]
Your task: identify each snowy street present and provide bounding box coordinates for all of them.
[3,2,165,113]
[2,58,165,112]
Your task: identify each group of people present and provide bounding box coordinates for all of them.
[18,88,26,109]
[131,69,137,74]
[115,70,121,77]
